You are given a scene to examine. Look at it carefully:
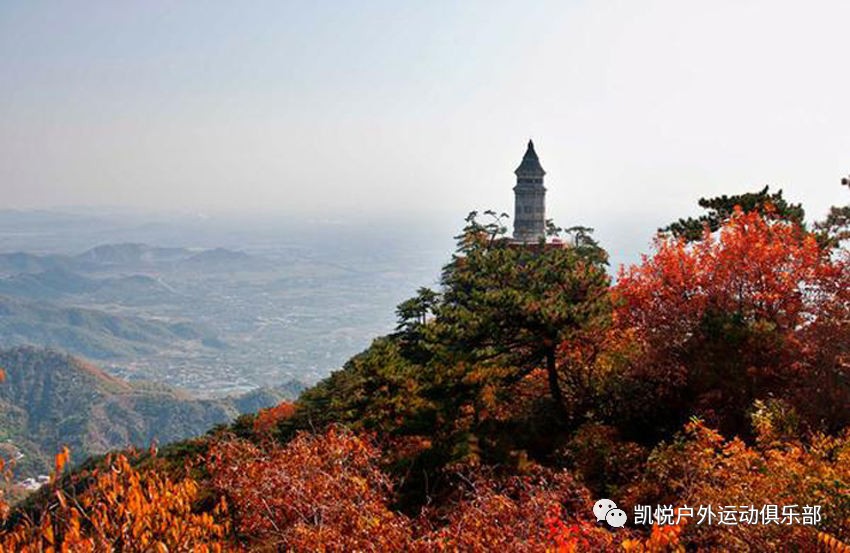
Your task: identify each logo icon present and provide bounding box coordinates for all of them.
[593,498,628,528]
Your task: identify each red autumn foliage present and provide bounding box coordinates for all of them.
[209,427,623,551]
[613,208,850,433]
[252,401,296,437]
[616,208,829,339]
[208,426,411,551]
[412,469,614,552]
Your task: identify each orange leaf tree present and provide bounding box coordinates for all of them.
[1,451,230,552]
[625,419,850,550]
[613,208,850,438]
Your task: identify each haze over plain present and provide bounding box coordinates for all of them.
[2,0,848,265]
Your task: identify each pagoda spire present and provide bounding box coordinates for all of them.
[515,139,546,176]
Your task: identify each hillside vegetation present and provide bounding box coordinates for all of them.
[0,297,224,360]
[1,185,849,551]
[0,347,299,477]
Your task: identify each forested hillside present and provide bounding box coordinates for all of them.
[0,347,298,478]
[1,185,849,551]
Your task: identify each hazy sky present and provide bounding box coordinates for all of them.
[2,1,849,248]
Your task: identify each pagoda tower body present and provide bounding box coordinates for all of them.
[512,140,547,243]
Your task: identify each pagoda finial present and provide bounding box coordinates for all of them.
[515,139,545,175]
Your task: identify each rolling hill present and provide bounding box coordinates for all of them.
[0,295,223,360]
[0,346,299,477]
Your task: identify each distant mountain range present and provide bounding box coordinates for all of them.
[0,347,302,477]
[0,243,272,363]
[0,242,268,275]
[0,236,424,394]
